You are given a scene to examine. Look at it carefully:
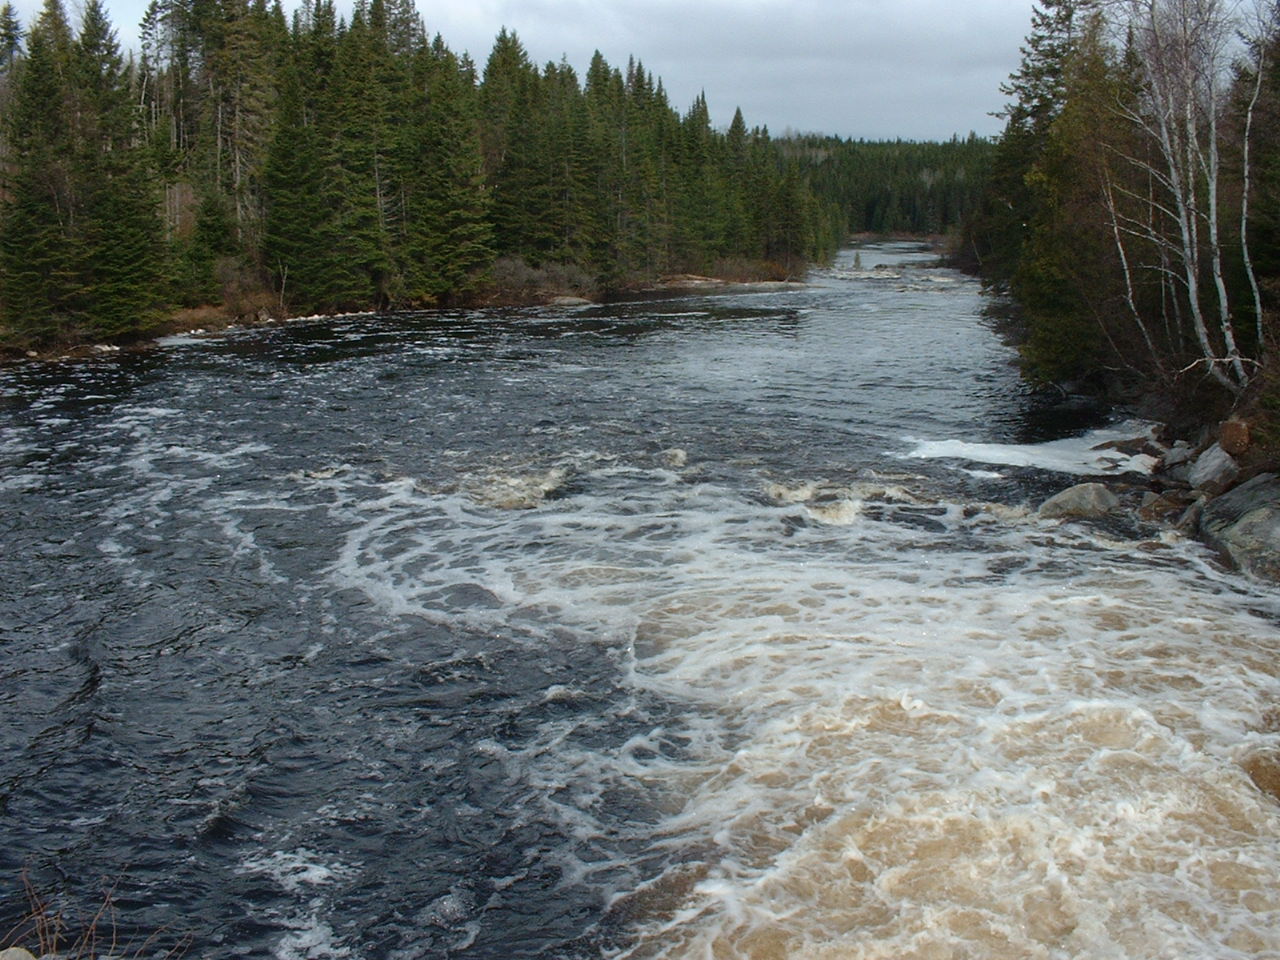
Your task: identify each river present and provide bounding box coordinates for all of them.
[1,243,1278,959]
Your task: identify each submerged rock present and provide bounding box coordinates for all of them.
[1198,472,1280,581]
[1242,751,1280,802]
[469,467,570,509]
[805,499,863,525]
[1091,434,1165,459]
[1039,482,1120,519]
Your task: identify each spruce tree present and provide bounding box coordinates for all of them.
[966,0,1090,289]
[73,0,166,336]
[480,30,550,260]
[398,39,492,300]
[0,0,79,341]
[262,55,331,310]
[0,2,20,71]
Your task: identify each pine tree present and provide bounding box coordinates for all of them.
[261,54,326,308]
[200,0,277,253]
[0,2,23,189]
[73,0,166,336]
[966,0,1090,289]
[481,30,551,259]
[398,38,492,300]
[0,0,163,341]
[1015,11,1126,380]
[0,2,20,71]
[540,58,596,265]
[0,0,79,341]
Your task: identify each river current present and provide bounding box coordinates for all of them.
[2,244,1279,959]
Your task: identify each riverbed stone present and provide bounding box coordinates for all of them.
[1198,472,1280,581]
[470,467,570,509]
[1139,490,1193,522]
[1187,442,1240,495]
[1039,482,1120,519]
[1242,751,1280,802]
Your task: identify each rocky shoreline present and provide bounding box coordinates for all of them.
[1038,417,1280,583]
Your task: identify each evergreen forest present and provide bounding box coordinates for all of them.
[0,0,994,350]
[962,0,1280,420]
[787,134,994,237]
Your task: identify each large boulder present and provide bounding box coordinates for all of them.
[1039,482,1121,519]
[1187,442,1241,494]
[1199,472,1280,581]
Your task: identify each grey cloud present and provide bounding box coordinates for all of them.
[14,0,1030,140]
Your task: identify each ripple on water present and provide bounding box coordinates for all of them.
[1,246,1277,959]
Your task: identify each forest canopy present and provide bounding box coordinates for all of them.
[0,0,995,349]
[961,0,1280,411]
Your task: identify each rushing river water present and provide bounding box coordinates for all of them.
[2,243,1280,959]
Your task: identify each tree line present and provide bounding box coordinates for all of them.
[0,0,855,347]
[960,0,1280,411]
[784,134,994,237]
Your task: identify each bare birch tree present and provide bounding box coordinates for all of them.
[1103,0,1265,393]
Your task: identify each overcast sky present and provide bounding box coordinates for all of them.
[8,0,1033,140]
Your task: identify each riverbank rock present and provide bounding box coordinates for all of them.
[1198,472,1280,581]
[1138,489,1196,522]
[1090,434,1165,459]
[0,949,37,960]
[1219,418,1251,456]
[1157,440,1196,482]
[1187,442,1241,495]
[1039,482,1120,519]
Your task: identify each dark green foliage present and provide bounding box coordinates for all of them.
[0,3,20,69]
[401,40,492,299]
[787,135,994,239]
[0,0,165,343]
[963,1,1280,399]
[963,1,1089,289]
[1,0,840,343]
[1250,22,1280,314]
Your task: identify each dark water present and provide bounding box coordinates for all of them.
[3,244,1278,960]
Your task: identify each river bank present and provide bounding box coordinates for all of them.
[0,273,811,367]
[1006,408,1280,588]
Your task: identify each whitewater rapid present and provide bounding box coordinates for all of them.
[1,244,1277,959]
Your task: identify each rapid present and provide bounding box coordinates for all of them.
[1,243,1278,959]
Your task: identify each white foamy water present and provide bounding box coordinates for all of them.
[321,440,1280,960]
[4,244,1278,959]
[908,420,1162,477]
